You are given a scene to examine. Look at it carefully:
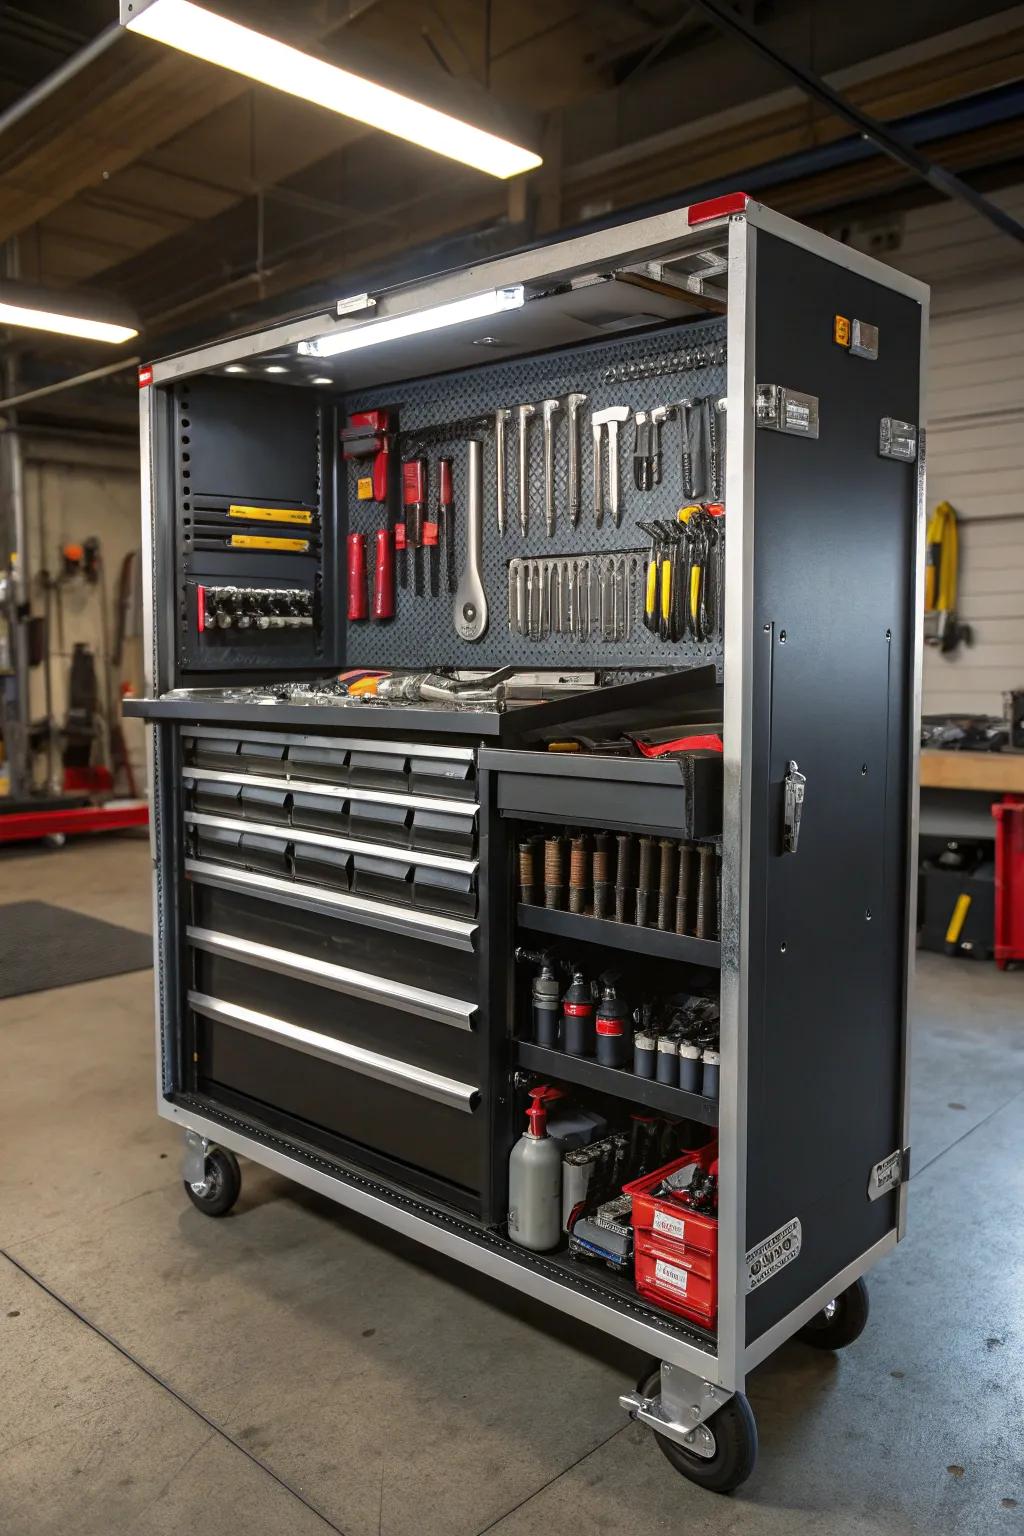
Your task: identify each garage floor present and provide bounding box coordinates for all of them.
[1,837,1022,1536]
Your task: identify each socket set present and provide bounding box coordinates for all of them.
[507,552,641,642]
[518,828,720,940]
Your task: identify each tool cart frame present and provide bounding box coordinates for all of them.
[131,194,927,1490]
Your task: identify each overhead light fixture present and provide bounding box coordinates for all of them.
[264,364,288,374]
[121,0,541,180]
[310,376,334,386]
[224,363,248,374]
[298,286,526,361]
[0,280,138,344]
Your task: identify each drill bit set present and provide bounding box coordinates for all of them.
[507,552,641,641]
[518,828,720,941]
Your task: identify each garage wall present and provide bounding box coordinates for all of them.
[21,438,146,788]
[867,185,1024,716]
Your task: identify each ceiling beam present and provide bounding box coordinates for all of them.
[689,0,1024,246]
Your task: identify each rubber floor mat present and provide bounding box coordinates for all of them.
[0,901,152,999]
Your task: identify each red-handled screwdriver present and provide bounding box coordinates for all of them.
[402,457,427,596]
[346,531,368,621]
[372,527,394,619]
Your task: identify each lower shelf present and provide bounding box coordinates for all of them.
[515,1040,719,1126]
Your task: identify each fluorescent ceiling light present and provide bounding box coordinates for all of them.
[0,292,137,345]
[124,0,541,179]
[298,286,525,360]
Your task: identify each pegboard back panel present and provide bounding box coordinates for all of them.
[343,314,727,673]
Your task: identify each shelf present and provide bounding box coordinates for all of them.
[517,903,721,967]
[515,1040,719,1126]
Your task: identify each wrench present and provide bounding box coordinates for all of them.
[516,403,535,537]
[453,439,487,641]
[495,407,511,536]
[541,398,562,538]
[564,392,588,527]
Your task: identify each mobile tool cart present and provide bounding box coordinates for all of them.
[126,193,925,1494]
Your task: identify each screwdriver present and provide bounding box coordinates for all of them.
[402,458,427,595]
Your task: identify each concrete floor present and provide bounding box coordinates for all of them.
[1,836,1023,1536]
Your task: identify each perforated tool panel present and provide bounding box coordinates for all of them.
[343,315,727,672]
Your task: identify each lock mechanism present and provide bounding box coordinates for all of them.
[783,761,806,854]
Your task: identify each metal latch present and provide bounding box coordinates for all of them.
[756,384,819,439]
[783,760,806,853]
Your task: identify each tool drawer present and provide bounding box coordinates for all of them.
[481,748,722,840]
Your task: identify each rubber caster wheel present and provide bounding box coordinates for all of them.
[183,1146,241,1217]
[638,1369,758,1494]
[797,1277,869,1349]
[43,833,66,850]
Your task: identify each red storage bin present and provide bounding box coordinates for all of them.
[623,1145,718,1257]
[993,795,1024,969]
[634,1233,717,1327]
[624,1144,718,1327]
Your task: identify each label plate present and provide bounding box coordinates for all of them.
[745,1218,802,1292]
[868,1149,903,1201]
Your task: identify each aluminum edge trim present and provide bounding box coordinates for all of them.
[183,810,477,875]
[716,213,756,1395]
[186,925,476,1028]
[180,765,478,817]
[158,1100,723,1380]
[746,204,930,305]
[742,1230,897,1372]
[187,992,478,1113]
[899,291,929,1242]
[184,859,477,947]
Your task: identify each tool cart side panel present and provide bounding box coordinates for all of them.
[742,230,923,1344]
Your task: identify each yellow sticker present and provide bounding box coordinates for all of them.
[357,476,374,501]
[229,534,309,552]
[834,315,851,347]
[228,505,312,525]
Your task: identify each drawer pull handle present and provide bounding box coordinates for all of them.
[185,860,477,952]
[187,926,475,1029]
[181,765,478,819]
[188,991,479,1113]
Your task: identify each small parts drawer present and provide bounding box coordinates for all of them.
[481,747,721,840]
[183,731,478,802]
[624,1148,718,1258]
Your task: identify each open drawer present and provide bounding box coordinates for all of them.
[479,746,722,840]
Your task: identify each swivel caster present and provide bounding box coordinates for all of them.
[183,1144,241,1217]
[797,1277,869,1350]
[631,1367,758,1495]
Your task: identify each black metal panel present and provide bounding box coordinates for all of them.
[197,1018,481,1191]
[744,232,919,1342]
[171,375,341,676]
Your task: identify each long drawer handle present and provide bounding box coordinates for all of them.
[185,725,475,762]
[187,925,475,1030]
[181,765,478,819]
[184,860,477,952]
[184,810,477,875]
[188,990,479,1113]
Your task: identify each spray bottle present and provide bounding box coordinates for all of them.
[508,1084,564,1251]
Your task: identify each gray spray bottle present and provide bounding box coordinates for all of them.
[508,1084,564,1252]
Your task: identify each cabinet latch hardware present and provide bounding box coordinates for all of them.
[783,760,806,854]
[755,384,819,439]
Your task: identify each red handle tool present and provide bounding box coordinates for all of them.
[372,528,394,620]
[346,531,368,621]
[437,456,455,595]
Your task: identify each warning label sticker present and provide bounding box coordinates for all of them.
[868,1149,902,1201]
[745,1218,802,1292]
